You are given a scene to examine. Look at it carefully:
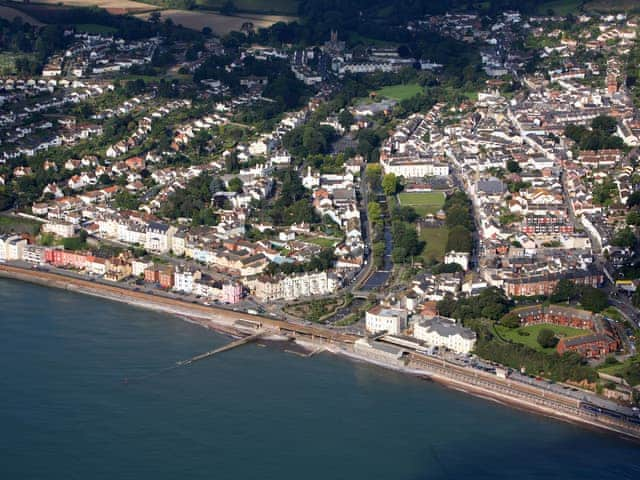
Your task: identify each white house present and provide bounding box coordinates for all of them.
[173,268,201,294]
[0,235,27,261]
[365,305,408,335]
[145,222,176,253]
[444,251,470,271]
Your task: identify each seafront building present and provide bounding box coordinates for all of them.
[365,305,408,335]
[413,316,477,354]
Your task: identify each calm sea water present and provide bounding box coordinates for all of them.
[1,279,639,480]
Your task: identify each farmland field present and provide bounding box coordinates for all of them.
[419,226,448,263]
[0,4,44,25]
[585,0,640,13]
[34,0,159,14]
[398,191,446,216]
[374,83,423,102]
[136,9,296,35]
[74,23,118,33]
[494,323,590,352]
[535,0,583,15]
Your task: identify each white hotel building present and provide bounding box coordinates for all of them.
[413,316,476,354]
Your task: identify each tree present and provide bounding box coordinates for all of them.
[592,115,618,136]
[393,205,418,223]
[368,201,382,224]
[338,109,354,130]
[446,225,472,253]
[382,173,399,196]
[506,159,521,173]
[366,164,382,190]
[550,279,579,303]
[580,286,608,313]
[228,177,243,193]
[114,191,140,210]
[611,227,636,248]
[537,328,558,349]
[627,210,640,226]
[500,313,520,329]
[221,0,237,15]
[445,204,473,230]
[627,191,640,208]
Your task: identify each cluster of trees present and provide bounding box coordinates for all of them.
[307,152,353,174]
[160,172,220,226]
[356,129,384,162]
[282,124,337,157]
[0,18,69,75]
[113,191,140,211]
[437,287,512,322]
[550,279,609,313]
[443,191,474,253]
[565,115,624,152]
[611,227,637,249]
[475,334,597,383]
[267,170,318,225]
[195,56,310,123]
[390,219,423,263]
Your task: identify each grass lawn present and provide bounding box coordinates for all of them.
[374,83,423,102]
[0,215,42,236]
[74,24,118,34]
[398,191,446,216]
[495,323,591,353]
[420,227,448,263]
[302,236,341,248]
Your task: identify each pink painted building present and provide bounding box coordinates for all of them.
[222,282,243,304]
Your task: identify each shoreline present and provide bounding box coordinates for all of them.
[1,264,640,442]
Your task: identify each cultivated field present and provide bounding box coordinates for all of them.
[136,9,296,34]
[398,191,446,216]
[585,0,640,13]
[34,0,159,14]
[74,23,118,33]
[419,226,448,263]
[494,323,590,352]
[0,4,44,25]
[374,83,423,102]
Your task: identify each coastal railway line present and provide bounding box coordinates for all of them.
[409,352,640,438]
[2,263,640,439]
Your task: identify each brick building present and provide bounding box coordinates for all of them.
[512,305,621,359]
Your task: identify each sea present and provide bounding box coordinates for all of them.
[1,278,639,480]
